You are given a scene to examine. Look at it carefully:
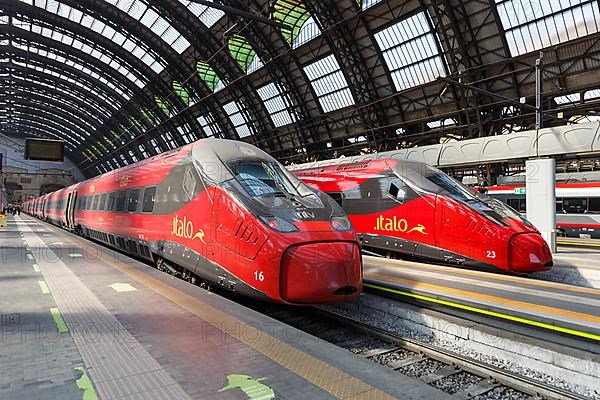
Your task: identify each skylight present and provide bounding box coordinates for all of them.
[554,93,580,104]
[495,0,600,56]
[196,114,221,138]
[303,54,355,113]
[105,0,191,53]
[223,100,254,138]
[273,0,321,48]
[374,11,447,91]
[256,82,297,127]
[13,18,144,93]
[178,0,225,27]
[22,0,167,73]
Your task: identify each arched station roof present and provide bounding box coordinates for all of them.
[1,0,600,177]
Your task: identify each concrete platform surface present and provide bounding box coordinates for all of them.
[364,255,600,342]
[1,215,452,400]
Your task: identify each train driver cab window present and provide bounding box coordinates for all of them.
[128,189,140,212]
[327,192,344,206]
[142,187,156,213]
[116,191,126,212]
[99,194,107,211]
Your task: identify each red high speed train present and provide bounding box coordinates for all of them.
[24,139,362,304]
[295,158,553,273]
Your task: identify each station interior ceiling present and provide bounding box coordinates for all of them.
[1,0,600,179]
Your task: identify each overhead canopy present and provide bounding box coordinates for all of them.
[1,0,600,178]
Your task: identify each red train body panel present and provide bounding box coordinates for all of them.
[24,139,362,304]
[295,159,552,273]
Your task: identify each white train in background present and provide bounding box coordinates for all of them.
[486,181,600,239]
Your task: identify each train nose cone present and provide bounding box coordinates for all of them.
[280,242,362,304]
[508,233,553,273]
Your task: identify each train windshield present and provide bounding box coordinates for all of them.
[229,160,304,198]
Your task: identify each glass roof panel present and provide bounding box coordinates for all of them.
[362,0,383,10]
[223,100,254,138]
[172,81,191,105]
[273,0,321,48]
[554,93,580,104]
[584,89,600,100]
[13,18,147,90]
[196,114,221,138]
[228,35,257,73]
[106,0,191,53]
[178,0,225,27]
[154,96,172,117]
[256,82,297,127]
[196,61,220,91]
[374,11,447,91]
[23,0,168,72]
[303,54,355,113]
[495,0,600,56]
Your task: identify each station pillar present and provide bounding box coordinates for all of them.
[526,158,557,252]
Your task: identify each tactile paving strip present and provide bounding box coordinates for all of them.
[19,218,192,400]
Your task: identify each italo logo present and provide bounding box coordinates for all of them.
[171,215,206,244]
[374,215,427,235]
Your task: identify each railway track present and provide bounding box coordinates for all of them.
[256,304,587,400]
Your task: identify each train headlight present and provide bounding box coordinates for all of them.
[259,216,299,232]
[331,215,352,232]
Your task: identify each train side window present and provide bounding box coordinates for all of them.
[91,195,98,211]
[326,192,344,206]
[107,193,116,211]
[387,180,407,202]
[98,194,106,211]
[127,189,140,212]
[556,198,564,213]
[142,187,156,213]
[563,198,587,214]
[588,197,600,213]
[116,191,127,212]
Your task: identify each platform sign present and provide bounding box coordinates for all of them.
[513,187,526,195]
[24,138,64,162]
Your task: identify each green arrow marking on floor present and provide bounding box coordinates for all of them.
[26,253,34,260]
[69,253,83,258]
[219,375,275,400]
[75,366,99,400]
[32,264,40,272]
[38,281,50,294]
[108,283,137,293]
[50,307,68,333]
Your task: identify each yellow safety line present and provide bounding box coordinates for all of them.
[46,224,396,400]
[365,272,600,324]
[366,256,600,296]
[365,283,600,342]
[557,241,600,248]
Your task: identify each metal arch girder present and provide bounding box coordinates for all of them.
[10,2,154,88]
[159,0,270,140]
[69,0,200,111]
[1,31,130,109]
[0,93,99,138]
[229,0,324,154]
[5,101,95,145]
[7,27,138,103]
[11,2,176,128]
[0,66,115,121]
[303,0,390,152]
[1,88,102,130]
[0,50,117,118]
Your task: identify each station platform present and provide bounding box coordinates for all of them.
[0,214,452,400]
[363,255,600,343]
